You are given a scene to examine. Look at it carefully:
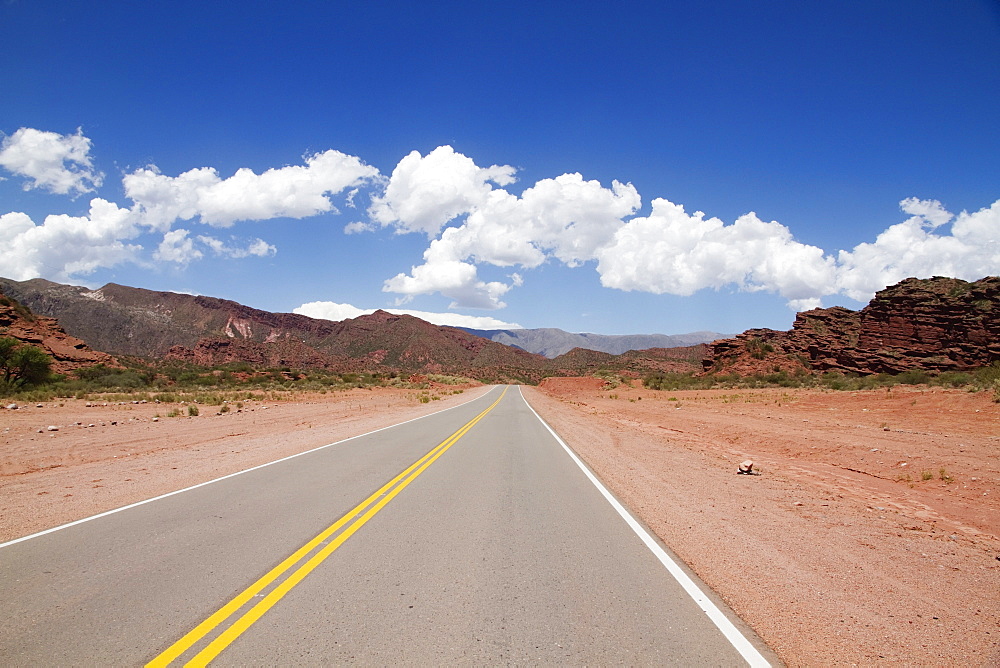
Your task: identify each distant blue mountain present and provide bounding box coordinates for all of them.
[459,327,727,359]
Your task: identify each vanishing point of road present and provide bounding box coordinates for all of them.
[1,385,779,665]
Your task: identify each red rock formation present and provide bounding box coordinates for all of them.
[0,293,118,375]
[705,276,1000,376]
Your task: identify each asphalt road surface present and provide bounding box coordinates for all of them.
[1,385,778,665]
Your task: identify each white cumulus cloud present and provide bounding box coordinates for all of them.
[4,128,997,316]
[124,149,381,230]
[596,198,837,306]
[373,146,999,312]
[368,145,517,236]
[384,259,515,309]
[0,127,104,196]
[294,300,522,329]
[154,229,203,264]
[197,235,277,259]
[374,147,641,309]
[0,199,140,281]
[0,129,384,281]
[835,198,1000,301]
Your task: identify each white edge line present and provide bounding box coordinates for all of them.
[517,386,772,668]
[0,385,500,551]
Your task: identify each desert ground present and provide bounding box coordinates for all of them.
[2,380,998,666]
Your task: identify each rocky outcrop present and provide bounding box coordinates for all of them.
[0,293,118,375]
[705,276,1000,376]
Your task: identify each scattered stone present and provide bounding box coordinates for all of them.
[737,460,755,475]
[47,425,59,431]
[152,417,159,422]
[6,403,18,410]
[36,403,43,408]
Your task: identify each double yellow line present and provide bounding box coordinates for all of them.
[148,386,508,666]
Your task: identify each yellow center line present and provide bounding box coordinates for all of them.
[146,386,507,667]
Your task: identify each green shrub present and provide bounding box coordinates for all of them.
[896,369,930,385]
[974,363,1000,387]
[643,372,714,391]
[0,337,53,391]
[745,337,775,360]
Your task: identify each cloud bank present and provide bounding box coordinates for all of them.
[371,148,998,312]
[1,127,997,319]
[0,128,377,281]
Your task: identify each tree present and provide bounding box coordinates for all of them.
[0,337,53,388]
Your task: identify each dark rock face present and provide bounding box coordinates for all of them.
[0,293,118,375]
[705,277,1000,375]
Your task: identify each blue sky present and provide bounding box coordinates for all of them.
[2,1,998,336]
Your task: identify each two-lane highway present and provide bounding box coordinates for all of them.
[0,386,777,665]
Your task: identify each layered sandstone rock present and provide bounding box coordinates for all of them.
[705,276,1000,375]
[0,293,118,375]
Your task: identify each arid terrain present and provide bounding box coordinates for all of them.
[528,378,1000,666]
[2,381,998,665]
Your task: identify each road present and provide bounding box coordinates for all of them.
[0,385,777,665]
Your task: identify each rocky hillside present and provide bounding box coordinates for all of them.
[547,345,707,377]
[0,293,118,375]
[0,278,550,381]
[0,278,345,357]
[0,277,708,381]
[704,276,1000,375]
[165,310,550,382]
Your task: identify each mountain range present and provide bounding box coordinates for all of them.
[459,327,724,358]
[0,277,705,382]
[3,275,995,383]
